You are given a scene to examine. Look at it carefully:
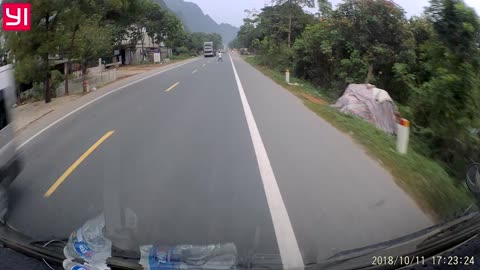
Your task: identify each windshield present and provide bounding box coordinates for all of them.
[1,0,480,269]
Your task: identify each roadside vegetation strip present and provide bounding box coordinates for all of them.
[170,53,195,61]
[244,56,474,221]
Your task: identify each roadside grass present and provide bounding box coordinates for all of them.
[244,56,474,221]
[171,53,194,61]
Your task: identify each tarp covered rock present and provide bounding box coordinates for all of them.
[333,84,398,135]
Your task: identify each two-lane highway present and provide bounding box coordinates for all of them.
[7,53,432,267]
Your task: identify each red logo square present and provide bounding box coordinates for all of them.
[2,3,31,31]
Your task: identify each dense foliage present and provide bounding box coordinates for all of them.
[230,3,315,70]
[231,0,480,179]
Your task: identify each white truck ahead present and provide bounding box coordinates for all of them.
[203,42,215,57]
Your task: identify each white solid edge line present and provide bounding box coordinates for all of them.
[229,56,304,269]
[17,59,198,150]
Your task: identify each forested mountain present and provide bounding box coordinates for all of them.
[158,0,239,46]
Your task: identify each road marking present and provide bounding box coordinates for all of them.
[192,69,198,74]
[44,131,115,197]
[202,64,206,67]
[165,82,180,92]
[17,58,199,150]
[229,56,304,269]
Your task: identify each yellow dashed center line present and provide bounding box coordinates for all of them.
[165,82,180,92]
[44,131,115,198]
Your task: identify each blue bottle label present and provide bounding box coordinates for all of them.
[72,231,94,259]
[72,265,89,270]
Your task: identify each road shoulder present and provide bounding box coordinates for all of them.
[239,54,473,222]
[231,53,434,261]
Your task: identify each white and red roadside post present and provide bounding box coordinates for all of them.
[82,80,89,93]
[397,118,410,154]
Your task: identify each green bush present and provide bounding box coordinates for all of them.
[257,37,293,72]
[404,0,480,179]
[175,46,189,55]
[50,70,63,90]
[32,83,44,101]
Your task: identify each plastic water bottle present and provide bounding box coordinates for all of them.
[63,260,90,270]
[140,243,237,270]
[63,260,109,270]
[64,214,112,264]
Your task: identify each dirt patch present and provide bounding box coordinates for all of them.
[15,109,54,134]
[299,93,328,105]
[118,62,176,72]
[116,74,136,81]
[118,64,159,71]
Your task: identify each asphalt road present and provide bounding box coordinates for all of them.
[6,53,432,267]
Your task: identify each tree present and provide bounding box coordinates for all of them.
[4,0,196,102]
[291,0,413,99]
[136,0,164,63]
[104,0,154,57]
[231,17,261,49]
[209,33,223,50]
[59,0,99,95]
[260,3,314,45]
[147,11,183,49]
[426,0,480,61]
[333,0,412,87]
[183,32,223,52]
[273,0,315,48]
[317,0,332,18]
[408,0,480,175]
[231,2,314,70]
[293,21,339,94]
[6,0,66,103]
[74,16,113,83]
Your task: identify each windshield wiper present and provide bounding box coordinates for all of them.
[0,225,65,265]
[318,212,480,269]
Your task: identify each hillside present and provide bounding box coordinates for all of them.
[159,0,239,46]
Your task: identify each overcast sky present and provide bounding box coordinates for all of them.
[188,0,480,27]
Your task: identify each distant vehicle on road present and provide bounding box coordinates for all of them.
[204,42,216,57]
